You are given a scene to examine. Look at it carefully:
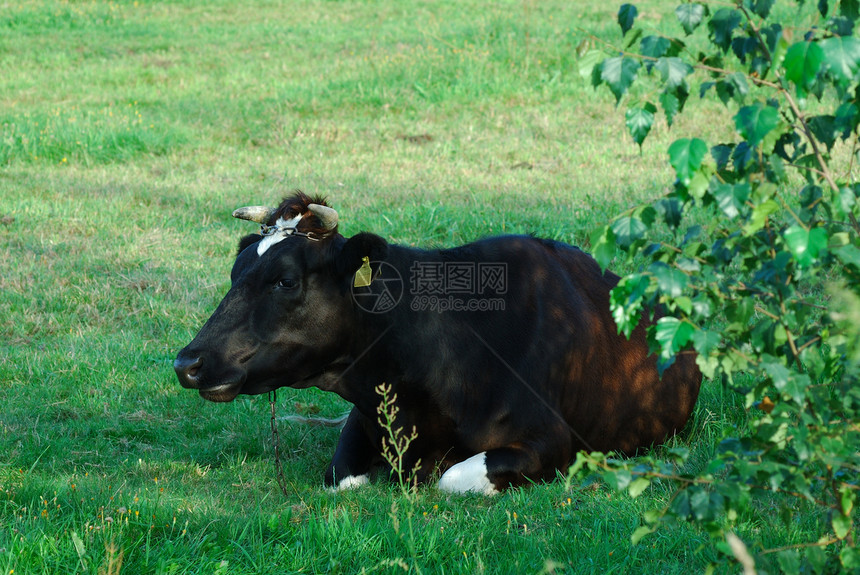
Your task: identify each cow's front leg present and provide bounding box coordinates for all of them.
[437,443,566,495]
[325,408,381,490]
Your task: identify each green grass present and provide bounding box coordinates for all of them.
[0,1,827,573]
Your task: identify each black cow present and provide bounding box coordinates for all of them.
[174,193,701,494]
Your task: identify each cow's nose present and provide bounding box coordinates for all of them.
[174,355,203,388]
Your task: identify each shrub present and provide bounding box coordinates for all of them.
[573,2,860,572]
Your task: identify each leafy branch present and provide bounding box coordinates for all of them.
[573,1,860,572]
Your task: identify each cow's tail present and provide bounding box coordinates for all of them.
[279,413,350,427]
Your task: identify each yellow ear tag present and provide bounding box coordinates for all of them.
[353,256,373,288]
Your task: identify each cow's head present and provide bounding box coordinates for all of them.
[174,193,387,402]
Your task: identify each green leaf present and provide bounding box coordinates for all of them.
[744,199,779,234]
[842,0,860,20]
[604,468,632,490]
[655,197,682,228]
[830,231,851,248]
[690,172,710,201]
[660,90,680,127]
[727,72,750,98]
[840,485,855,516]
[640,35,670,62]
[726,297,755,327]
[751,0,775,18]
[806,547,827,574]
[655,57,693,90]
[668,138,708,184]
[667,446,690,463]
[637,205,657,227]
[628,477,651,497]
[612,216,648,250]
[650,262,688,297]
[689,488,712,521]
[710,144,732,170]
[827,15,855,37]
[631,525,655,544]
[675,3,705,35]
[567,452,591,476]
[578,50,605,80]
[591,58,606,88]
[820,36,860,85]
[784,41,824,92]
[671,295,693,315]
[697,355,720,379]
[590,225,617,270]
[833,511,852,539]
[691,329,721,355]
[624,28,644,50]
[835,102,859,138]
[762,359,791,391]
[834,244,860,270]
[783,225,828,268]
[776,550,801,575]
[712,182,751,218]
[808,115,838,151]
[612,215,648,249]
[618,4,638,36]
[610,273,651,338]
[735,103,779,148]
[655,317,695,359]
[842,546,860,569]
[763,358,810,404]
[601,56,641,104]
[708,8,742,53]
[716,73,750,104]
[625,103,656,147]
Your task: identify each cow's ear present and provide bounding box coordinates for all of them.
[238,234,261,255]
[336,232,389,277]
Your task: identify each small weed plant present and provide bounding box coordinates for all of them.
[375,382,424,573]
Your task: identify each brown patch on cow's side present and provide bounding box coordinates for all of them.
[273,191,338,237]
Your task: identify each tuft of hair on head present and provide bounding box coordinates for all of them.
[273,191,337,236]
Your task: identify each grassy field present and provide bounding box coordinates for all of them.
[0,1,814,573]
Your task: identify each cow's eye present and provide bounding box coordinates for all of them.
[277,278,297,290]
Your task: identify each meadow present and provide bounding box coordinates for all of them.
[0,1,811,573]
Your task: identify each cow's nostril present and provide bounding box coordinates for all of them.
[174,356,203,387]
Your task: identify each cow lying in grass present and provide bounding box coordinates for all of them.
[175,193,701,494]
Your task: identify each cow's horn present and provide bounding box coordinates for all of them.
[308,203,338,230]
[232,206,278,224]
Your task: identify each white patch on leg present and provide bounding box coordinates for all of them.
[336,474,369,491]
[257,214,304,256]
[437,452,499,495]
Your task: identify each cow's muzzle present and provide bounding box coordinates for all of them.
[174,352,246,402]
[174,355,203,389]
